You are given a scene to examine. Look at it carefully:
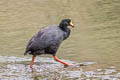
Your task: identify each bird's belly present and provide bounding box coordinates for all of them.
[45,46,58,55]
[32,50,45,55]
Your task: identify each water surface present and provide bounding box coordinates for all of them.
[0,0,120,78]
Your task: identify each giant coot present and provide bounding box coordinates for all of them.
[24,19,74,69]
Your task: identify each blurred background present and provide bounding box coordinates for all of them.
[0,0,120,69]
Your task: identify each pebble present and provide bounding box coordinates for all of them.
[97,69,102,72]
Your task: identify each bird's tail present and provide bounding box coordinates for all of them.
[24,51,31,55]
[24,52,27,55]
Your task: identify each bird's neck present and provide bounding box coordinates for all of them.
[58,25,71,40]
[59,25,68,32]
[63,28,71,40]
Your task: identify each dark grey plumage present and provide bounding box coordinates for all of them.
[24,19,72,56]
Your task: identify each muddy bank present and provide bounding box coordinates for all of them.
[0,56,120,80]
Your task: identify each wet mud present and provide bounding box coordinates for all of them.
[0,56,120,80]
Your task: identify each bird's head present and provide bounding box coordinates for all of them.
[59,19,74,31]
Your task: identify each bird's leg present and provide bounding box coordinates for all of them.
[30,55,36,69]
[53,56,72,66]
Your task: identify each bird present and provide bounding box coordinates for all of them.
[24,19,74,69]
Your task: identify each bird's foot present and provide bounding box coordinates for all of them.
[30,64,33,69]
[30,66,34,72]
[64,64,73,67]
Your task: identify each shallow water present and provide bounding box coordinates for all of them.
[0,0,120,79]
[0,56,120,80]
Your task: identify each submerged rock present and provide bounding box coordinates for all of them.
[104,69,117,75]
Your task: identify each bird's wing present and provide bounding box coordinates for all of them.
[35,26,64,47]
[24,29,45,54]
[24,26,64,54]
